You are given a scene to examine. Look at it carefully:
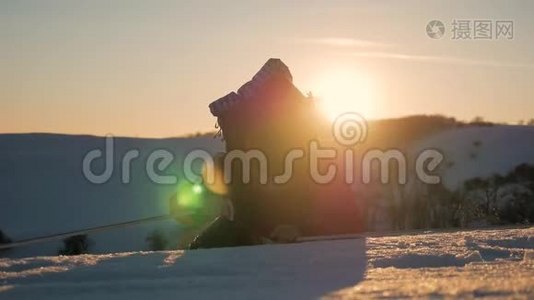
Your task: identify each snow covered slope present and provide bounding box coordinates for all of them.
[413,125,534,190]
[1,125,533,257]
[1,227,532,299]
[0,134,223,257]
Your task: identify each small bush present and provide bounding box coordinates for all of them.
[0,230,12,254]
[58,234,91,256]
[0,230,11,244]
[146,229,168,251]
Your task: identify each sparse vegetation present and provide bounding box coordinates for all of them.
[469,116,495,127]
[460,164,534,225]
[146,229,169,251]
[364,163,534,231]
[0,230,12,254]
[183,131,217,138]
[58,234,91,256]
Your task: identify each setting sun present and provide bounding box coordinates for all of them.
[313,68,376,121]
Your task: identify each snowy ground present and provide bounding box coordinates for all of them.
[1,227,532,299]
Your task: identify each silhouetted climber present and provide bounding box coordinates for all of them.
[189,59,362,249]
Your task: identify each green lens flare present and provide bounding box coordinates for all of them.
[192,184,203,194]
[176,182,204,209]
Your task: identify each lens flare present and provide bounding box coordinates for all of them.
[176,182,203,208]
[168,181,209,226]
[192,184,203,194]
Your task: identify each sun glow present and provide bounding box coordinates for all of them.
[313,68,376,121]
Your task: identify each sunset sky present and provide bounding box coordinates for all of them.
[1,0,533,137]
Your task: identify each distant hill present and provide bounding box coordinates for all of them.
[1,116,533,256]
[0,133,223,257]
[413,124,534,190]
